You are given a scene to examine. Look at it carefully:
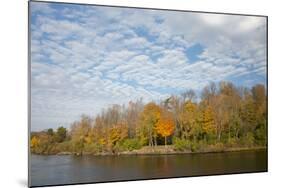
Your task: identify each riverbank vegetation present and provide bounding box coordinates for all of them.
[31,81,267,155]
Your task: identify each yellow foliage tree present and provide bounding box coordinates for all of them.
[31,136,39,149]
[156,111,175,146]
[109,122,128,150]
[184,100,197,139]
[139,102,161,146]
[202,106,216,137]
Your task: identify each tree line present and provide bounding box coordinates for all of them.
[31,81,267,155]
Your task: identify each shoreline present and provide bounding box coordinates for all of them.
[118,146,267,156]
[33,146,267,156]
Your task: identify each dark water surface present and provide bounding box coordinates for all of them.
[30,150,267,187]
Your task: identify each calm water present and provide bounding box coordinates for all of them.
[30,150,267,187]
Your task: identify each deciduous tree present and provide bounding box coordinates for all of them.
[139,102,161,146]
[156,111,175,146]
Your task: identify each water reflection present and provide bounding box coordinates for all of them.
[31,150,267,187]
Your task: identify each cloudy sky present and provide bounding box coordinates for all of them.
[30,2,267,131]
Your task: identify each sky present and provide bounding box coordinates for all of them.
[30,2,267,131]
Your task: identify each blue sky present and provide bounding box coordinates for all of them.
[30,2,267,131]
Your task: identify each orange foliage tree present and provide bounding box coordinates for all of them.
[156,111,175,146]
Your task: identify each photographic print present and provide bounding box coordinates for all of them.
[29,1,268,187]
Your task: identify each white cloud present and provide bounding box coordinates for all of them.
[238,16,265,32]
[157,48,188,66]
[199,13,227,26]
[30,2,55,14]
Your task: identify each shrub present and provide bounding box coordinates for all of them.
[190,141,201,152]
[84,143,103,154]
[255,125,266,145]
[244,132,255,147]
[56,141,73,152]
[116,139,142,151]
[226,138,239,147]
[173,137,190,151]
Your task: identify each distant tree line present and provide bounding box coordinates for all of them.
[31,81,267,155]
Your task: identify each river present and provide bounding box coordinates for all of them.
[30,149,267,187]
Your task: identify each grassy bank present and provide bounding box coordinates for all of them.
[119,145,267,155]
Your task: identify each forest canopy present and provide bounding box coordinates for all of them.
[31,81,267,155]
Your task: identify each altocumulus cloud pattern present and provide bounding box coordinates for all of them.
[30,2,267,131]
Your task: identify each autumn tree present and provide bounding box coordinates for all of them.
[156,110,175,147]
[184,100,198,140]
[202,105,216,141]
[138,102,161,146]
[220,82,242,141]
[126,100,144,138]
[251,84,267,145]
[162,96,182,139]
[201,82,223,141]
[31,136,39,151]
[92,115,107,149]
[240,90,256,134]
[70,115,92,155]
[109,122,128,152]
[31,132,54,154]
